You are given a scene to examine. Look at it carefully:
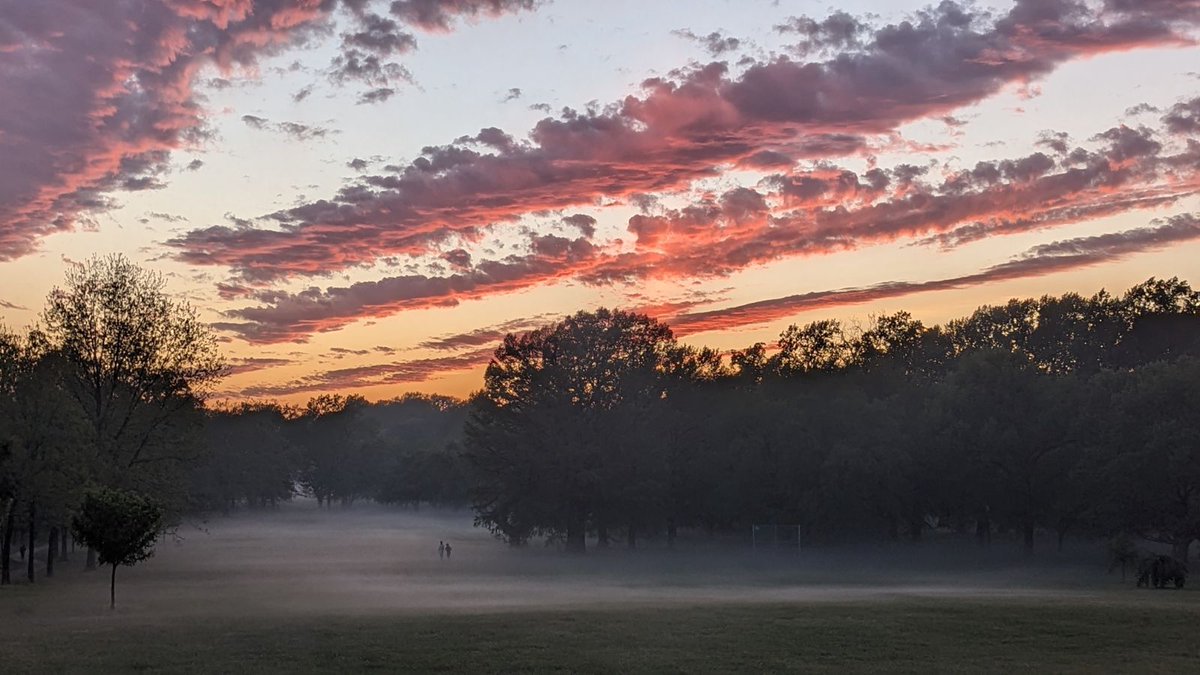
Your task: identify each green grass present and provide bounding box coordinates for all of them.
[4,596,1200,673]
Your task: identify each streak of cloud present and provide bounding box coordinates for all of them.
[236,347,495,397]
[209,114,1200,342]
[669,213,1200,335]
[0,0,546,259]
[168,1,1200,283]
[242,115,335,141]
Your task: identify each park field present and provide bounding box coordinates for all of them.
[4,595,1200,673]
[3,504,1198,673]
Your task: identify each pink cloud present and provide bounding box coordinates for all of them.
[0,0,544,259]
[167,1,1200,282]
[233,212,1200,390]
[214,112,1200,342]
[668,213,1200,335]
[0,0,337,259]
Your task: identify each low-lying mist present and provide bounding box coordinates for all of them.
[10,500,1118,626]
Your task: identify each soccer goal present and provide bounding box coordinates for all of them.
[751,524,802,552]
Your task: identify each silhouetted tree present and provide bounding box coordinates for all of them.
[292,394,382,507]
[368,394,471,507]
[0,330,88,584]
[194,402,294,512]
[1096,358,1200,561]
[730,342,770,385]
[466,309,675,552]
[452,279,1200,554]
[948,298,1039,359]
[1029,291,1122,374]
[771,319,854,376]
[936,351,1083,553]
[858,312,953,385]
[41,255,223,528]
[1115,277,1200,367]
[72,487,163,608]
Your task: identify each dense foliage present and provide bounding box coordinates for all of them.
[465,279,1200,556]
[72,487,164,608]
[4,270,1200,595]
[1,255,222,589]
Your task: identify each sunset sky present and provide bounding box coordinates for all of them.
[1,0,1198,403]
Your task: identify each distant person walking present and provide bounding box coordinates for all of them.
[444,542,452,560]
[438,541,445,560]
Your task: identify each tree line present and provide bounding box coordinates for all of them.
[0,256,476,598]
[466,281,1200,558]
[0,255,223,601]
[3,255,1199,605]
[189,392,469,514]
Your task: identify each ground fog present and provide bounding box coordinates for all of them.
[5,501,1125,627]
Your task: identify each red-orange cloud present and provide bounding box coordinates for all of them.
[0,0,543,258]
[236,213,1200,395]
[215,113,1200,342]
[168,0,1200,281]
[669,212,1200,335]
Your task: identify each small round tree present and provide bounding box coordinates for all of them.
[71,487,163,609]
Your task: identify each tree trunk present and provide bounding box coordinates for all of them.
[110,564,117,609]
[0,508,13,585]
[26,499,36,583]
[1172,539,1191,563]
[46,526,58,578]
[565,503,586,553]
[86,547,97,571]
[908,511,923,542]
[976,509,991,547]
[627,523,637,550]
[565,527,586,553]
[597,522,610,549]
[59,527,69,562]
[1023,521,1035,555]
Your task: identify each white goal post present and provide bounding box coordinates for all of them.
[751,524,802,551]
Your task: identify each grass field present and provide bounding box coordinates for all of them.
[3,505,1198,673]
[4,596,1200,673]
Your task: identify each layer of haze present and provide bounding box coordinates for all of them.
[8,501,1120,627]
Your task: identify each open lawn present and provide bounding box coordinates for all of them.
[4,596,1200,673]
[3,504,1197,673]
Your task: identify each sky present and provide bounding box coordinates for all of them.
[1,0,1198,403]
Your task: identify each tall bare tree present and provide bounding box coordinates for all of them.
[41,255,224,565]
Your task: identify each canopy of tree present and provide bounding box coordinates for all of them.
[463,279,1200,556]
[71,487,163,608]
[1,254,222,587]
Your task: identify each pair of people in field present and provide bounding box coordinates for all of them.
[438,540,453,560]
